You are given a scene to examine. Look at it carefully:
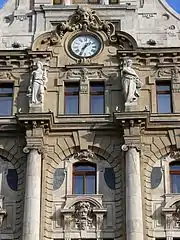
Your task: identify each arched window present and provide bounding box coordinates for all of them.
[170,161,180,193]
[73,162,96,194]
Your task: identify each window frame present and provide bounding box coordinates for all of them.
[72,162,96,194]
[90,82,105,115]
[156,81,172,113]
[169,161,180,193]
[0,82,13,116]
[64,82,79,115]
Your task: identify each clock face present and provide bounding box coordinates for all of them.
[70,34,101,58]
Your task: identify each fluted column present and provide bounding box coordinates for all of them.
[23,146,43,240]
[122,144,144,240]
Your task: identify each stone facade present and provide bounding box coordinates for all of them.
[0,0,179,240]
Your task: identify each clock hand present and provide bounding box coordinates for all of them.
[79,42,91,55]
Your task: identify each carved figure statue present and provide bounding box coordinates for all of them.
[122,59,142,104]
[28,61,48,105]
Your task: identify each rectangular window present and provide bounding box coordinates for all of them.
[90,82,104,114]
[73,163,96,194]
[156,82,172,113]
[0,83,13,116]
[64,83,79,115]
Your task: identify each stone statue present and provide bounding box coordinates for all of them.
[28,61,48,105]
[122,59,142,104]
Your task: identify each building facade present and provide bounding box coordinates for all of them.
[0,0,179,240]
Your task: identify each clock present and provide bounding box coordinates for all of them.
[69,33,102,58]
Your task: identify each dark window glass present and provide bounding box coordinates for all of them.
[170,162,180,193]
[64,83,79,115]
[73,162,96,194]
[156,82,172,113]
[109,0,118,3]
[90,82,104,114]
[7,169,18,191]
[0,83,13,116]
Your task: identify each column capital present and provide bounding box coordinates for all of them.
[23,145,45,155]
[122,143,141,152]
[23,136,45,156]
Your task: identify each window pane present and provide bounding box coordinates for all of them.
[74,175,84,194]
[75,165,96,172]
[65,96,79,114]
[65,83,79,115]
[0,97,12,116]
[90,83,104,114]
[157,85,170,91]
[0,83,13,94]
[170,164,180,170]
[171,175,180,193]
[86,175,96,194]
[91,95,104,114]
[157,94,171,113]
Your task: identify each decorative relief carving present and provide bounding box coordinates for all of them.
[165,202,180,229]
[66,68,108,82]
[55,6,114,43]
[157,68,173,78]
[74,150,94,161]
[0,72,12,80]
[80,84,88,94]
[74,202,94,230]
[169,151,180,160]
[61,200,107,231]
[141,13,156,19]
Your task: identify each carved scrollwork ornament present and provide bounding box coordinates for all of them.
[41,6,115,47]
[74,150,94,161]
[121,144,141,152]
[23,145,45,157]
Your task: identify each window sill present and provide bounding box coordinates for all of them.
[56,114,111,123]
